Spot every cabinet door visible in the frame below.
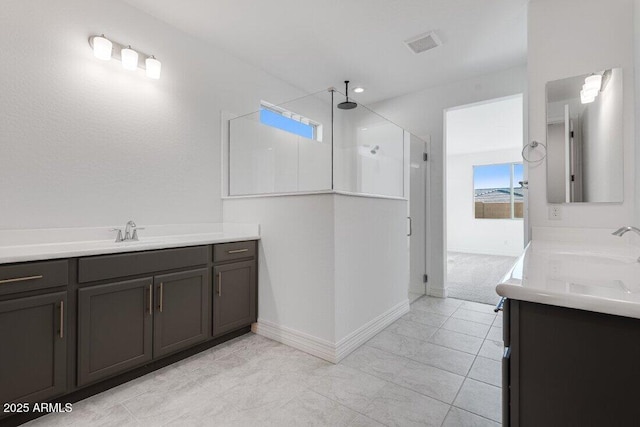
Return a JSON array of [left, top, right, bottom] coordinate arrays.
[[0, 292, 67, 406], [213, 261, 256, 337], [77, 278, 153, 387], [153, 268, 210, 357]]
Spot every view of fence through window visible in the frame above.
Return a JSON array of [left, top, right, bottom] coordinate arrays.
[[473, 163, 524, 219]]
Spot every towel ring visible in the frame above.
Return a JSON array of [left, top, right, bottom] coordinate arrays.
[[522, 140, 546, 163]]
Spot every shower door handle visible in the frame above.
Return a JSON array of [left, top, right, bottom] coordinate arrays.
[[407, 217, 412, 236]]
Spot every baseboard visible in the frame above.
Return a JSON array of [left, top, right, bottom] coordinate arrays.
[[334, 298, 410, 363], [428, 287, 447, 298], [253, 299, 410, 364], [252, 320, 337, 363]]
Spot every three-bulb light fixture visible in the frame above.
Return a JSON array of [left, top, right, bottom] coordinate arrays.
[[580, 74, 602, 104], [89, 35, 161, 79]]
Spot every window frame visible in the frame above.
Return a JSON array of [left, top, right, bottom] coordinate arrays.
[[259, 101, 323, 142], [472, 161, 524, 220]]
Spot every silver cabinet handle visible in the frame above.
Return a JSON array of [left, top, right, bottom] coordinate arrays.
[[59, 301, 64, 339], [407, 217, 412, 236], [228, 249, 249, 254], [147, 284, 152, 315], [495, 297, 506, 313], [0, 275, 43, 285], [159, 282, 164, 313], [218, 272, 222, 297]]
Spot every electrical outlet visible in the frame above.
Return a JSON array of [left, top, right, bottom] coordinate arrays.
[[549, 205, 562, 220]]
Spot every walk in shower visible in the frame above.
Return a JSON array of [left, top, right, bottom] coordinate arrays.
[[226, 88, 406, 199]]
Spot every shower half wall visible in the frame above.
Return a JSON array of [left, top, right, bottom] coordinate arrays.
[[222, 89, 411, 362]]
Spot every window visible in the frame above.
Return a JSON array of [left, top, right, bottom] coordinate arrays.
[[473, 162, 524, 219], [259, 101, 322, 141]]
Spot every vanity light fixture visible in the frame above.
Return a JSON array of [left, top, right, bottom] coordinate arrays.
[[89, 35, 161, 79], [92, 35, 112, 60], [145, 56, 162, 79], [580, 74, 602, 104], [584, 74, 603, 92], [353, 87, 365, 93], [121, 46, 139, 71], [580, 89, 596, 104]]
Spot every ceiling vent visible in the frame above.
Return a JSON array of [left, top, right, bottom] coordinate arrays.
[[404, 31, 442, 54]]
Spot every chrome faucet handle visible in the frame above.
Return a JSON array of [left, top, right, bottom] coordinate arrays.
[[124, 220, 137, 241], [131, 227, 145, 241], [110, 228, 124, 242]]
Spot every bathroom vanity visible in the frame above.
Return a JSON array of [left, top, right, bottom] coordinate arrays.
[[497, 230, 640, 426], [0, 225, 258, 425]]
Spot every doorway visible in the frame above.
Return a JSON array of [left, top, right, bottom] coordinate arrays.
[[443, 94, 525, 305]]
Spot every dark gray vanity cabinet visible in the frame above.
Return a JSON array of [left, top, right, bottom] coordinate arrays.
[[77, 277, 153, 387], [0, 291, 68, 405], [1, 240, 258, 425], [153, 268, 210, 357], [212, 261, 256, 336], [502, 299, 640, 427], [212, 241, 257, 337]]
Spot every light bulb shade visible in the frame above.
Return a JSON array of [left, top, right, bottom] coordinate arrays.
[[584, 74, 602, 92], [92, 36, 112, 61], [581, 84, 599, 99], [580, 89, 596, 104], [145, 57, 161, 79], [121, 47, 139, 71]]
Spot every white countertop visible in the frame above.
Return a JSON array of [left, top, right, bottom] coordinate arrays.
[[496, 227, 640, 319], [0, 223, 260, 264]]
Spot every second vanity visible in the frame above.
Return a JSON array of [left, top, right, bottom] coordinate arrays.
[[496, 227, 640, 427], [0, 223, 259, 426]]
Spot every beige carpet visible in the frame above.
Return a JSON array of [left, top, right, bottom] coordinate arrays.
[[446, 251, 518, 305]]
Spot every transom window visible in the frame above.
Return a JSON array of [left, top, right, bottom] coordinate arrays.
[[259, 101, 322, 141]]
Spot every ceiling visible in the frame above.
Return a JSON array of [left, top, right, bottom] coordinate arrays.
[[123, 0, 528, 104], [446, 95, 524, 156]]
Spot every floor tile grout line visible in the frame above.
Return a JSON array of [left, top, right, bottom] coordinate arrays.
[[366, 341, 472, 378], [391, 325, 485, 356], [415, 296, 503, 424], [342, 347, 467, 409], [450, 403, 502, 425]]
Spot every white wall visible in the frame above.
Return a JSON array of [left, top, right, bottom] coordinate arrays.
[[581, 68, 624, 203], [528, 0, 635, 230], [371, 66, 527, 296], [334, 195, 408, 342], [636, 0, 640, 224], [0, 0, 302, 230], [222, 195, 336, 343], [223, 194, 409, 360], [447, 149, 524, 257]]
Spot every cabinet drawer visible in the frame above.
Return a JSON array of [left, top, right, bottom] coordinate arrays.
[[78, 246, 209, 283], [214, 241, 256, 263], [0, 260, 68, 296]]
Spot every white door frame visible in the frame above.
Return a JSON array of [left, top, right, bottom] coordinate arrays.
[[441, 93, 527, 298]]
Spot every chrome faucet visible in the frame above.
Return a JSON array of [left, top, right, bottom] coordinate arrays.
[[110, 220, 145, 242], [124, 220, 137, 241], [612, 226, 640, 237]]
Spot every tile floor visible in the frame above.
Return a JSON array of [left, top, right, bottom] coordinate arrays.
[[25, 296, 502, 427]]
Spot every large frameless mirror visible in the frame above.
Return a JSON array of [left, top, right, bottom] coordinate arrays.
[[545, 68, 623, 203]]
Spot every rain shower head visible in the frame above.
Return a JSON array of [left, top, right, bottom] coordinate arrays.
[[337, 81, 358, 110]]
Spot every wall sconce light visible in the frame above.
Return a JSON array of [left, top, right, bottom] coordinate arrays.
[[145, 56, 161, 79], [121, 46, 139, 71], [580, 74, 602, 104], [92, 35, 112, 61], [88, 35, 161, 79]]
